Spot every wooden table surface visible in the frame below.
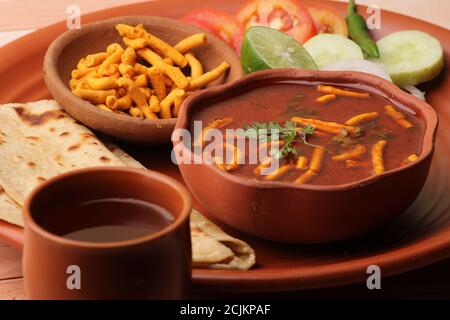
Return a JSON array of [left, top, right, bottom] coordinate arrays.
[[0, 0, 449, 300]]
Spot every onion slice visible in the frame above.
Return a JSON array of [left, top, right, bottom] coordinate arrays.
[[402, 85, 426, 101], [322, 59, 393, 82], [322, 59, 427, 101]]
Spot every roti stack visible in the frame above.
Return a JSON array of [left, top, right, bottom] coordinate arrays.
[[0, 100, 254, 270]]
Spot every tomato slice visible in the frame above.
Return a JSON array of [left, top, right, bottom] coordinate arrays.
[[179, 8, 244, 53], [307, 4, 348, 37], [236, 0, 316, 44]]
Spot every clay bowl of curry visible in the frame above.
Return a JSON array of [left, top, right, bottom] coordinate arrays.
[[44, 16, 243, 144], [175, 69, 438, 244]]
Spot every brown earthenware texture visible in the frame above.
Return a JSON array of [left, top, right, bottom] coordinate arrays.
[[44, 16, 243, 144], [0, 0, 450, 292]]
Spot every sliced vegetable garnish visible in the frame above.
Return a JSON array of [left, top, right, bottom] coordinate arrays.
[[241, 26, 317, 74], [346, 0, 380, 58], [375, 30, 444, 86], [307, 4, 348, 37], [304, 34, 363, 69], [236, 0, 316, 44], [321, 59, 392, 81], [402, 85, 426, 101], [179, 8, 244, 53]]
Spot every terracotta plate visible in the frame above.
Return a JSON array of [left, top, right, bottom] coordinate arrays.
[[0, 0, 450, 293]]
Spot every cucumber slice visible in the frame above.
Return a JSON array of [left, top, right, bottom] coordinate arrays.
[[375, 30, 444, 86], [304, 34, 364, 69]]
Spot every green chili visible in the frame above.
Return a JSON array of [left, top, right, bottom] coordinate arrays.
[[346, 0, 380, 58]]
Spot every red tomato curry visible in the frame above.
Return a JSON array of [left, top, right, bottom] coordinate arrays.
[[190, 81, 425, 186]]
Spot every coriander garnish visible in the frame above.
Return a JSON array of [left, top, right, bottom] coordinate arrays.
[[242, 121, 324, 159]]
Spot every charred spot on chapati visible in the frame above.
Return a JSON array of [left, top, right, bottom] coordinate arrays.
[[13, 106, 66, 126]]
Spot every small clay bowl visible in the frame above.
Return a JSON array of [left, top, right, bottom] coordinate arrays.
[[23, 167, 192, 299], [175, 69, 438, 244], [44, 16, 243, 145]]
